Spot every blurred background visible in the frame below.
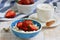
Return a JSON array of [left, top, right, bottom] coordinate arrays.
[[0, 0, 60, 40], [0, 0, 60, 15]]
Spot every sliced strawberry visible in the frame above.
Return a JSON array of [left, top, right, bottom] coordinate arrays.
[[17, 0, 34, 5], [18, 1, 22, 4], [17, 22, 23, 29], [16, 20, 38, 31], [29, 24, 38, 31], [23, 20, 33, 27], [22, 27, 28, 31], [21, 0, 30, 5], [30, 0, 34, 4]]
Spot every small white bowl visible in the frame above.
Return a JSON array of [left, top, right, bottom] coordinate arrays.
[[16, 2, 36, 14]]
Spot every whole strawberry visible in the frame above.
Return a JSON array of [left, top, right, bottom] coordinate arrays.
[[5, 10, 16, 18]]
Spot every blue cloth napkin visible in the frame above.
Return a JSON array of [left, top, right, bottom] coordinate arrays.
[[0, 0, 59, 13]]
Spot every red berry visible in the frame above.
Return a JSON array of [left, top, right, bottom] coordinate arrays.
[[17, 22, 23, 29], [29, 24, 38, 31], [5, 10, 16, 18], [23, 20, 33, 27], [30, 0, 34, 4], [18, 1, 22, 4], [22, 0, 30, 5], [22, 27, 28, 31], [18, 0, 32, 5]]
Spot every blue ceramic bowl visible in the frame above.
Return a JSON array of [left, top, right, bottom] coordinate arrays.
[[10, 18, 42, 38]]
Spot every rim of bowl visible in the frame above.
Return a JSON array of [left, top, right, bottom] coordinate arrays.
[[10, 18, 42, 34], [37, 4, 54, 11]]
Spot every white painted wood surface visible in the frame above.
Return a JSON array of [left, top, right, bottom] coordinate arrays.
[[0, 0, 60, 40], [0, 21, 44, 40], [0, 15, 60, 40]]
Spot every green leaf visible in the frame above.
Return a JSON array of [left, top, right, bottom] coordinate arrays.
[[15, 0, 18, 2]]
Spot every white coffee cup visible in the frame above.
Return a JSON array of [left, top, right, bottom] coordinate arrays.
[[37, 4, 54, 22]]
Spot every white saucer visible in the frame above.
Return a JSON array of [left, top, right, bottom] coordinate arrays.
[[29, 13, 60, 27]]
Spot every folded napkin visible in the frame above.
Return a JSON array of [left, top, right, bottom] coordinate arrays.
[[0, 0, 15, 17]]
